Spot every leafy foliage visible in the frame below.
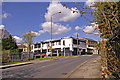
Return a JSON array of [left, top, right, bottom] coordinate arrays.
[[94, 2, 120, 39], [2, 35, 18, 52], [0, 29, 10, 40], [93, 2, 120, 78], [23, 31, 36, 52], [106, 37, 120, 78]]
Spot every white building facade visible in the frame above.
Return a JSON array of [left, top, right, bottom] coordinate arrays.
[[31, 37, 87, 56]]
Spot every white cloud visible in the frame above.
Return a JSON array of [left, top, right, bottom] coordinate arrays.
[[13, 36, 22, 43], [85, 0, 96, 7], [75, 26, 82, 30], [39, 30, 46, 34], [41, 22, 71, 35], [85, 0, 101, 10], [83, 22, 99, 35], [0, 25, 4, 29], [28, 1, 78, 36], [85, 0, 110, 9], [31, 31, 40, 36], [30, 30, 47, 37], [45, 1, 80, 22], [2, 12, 9, 19], [73, 32, 79, 36]]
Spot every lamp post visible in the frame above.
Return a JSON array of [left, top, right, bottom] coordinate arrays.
[[50, 12, 61, 57], [77, 33, 79, 56]]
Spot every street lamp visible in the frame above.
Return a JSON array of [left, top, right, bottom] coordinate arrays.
[[77, 33, 79, 56], [50, 11, 61, 57]]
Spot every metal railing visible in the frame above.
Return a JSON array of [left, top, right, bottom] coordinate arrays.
[[2, 52, 34, 63]]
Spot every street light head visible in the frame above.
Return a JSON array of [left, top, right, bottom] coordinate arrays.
[[52, 12, 61, 16], [59, 12, 61, 13]]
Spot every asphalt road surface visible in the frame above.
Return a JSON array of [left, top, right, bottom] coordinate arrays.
[[2, 55, 99, 78]]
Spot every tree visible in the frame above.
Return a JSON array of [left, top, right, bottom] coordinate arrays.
[[2, 35, 18, 52], [0, 27, 10, 40], [22, 31, 36, 60], [93, 2, 120, 38], [93, 2, 120, 78]]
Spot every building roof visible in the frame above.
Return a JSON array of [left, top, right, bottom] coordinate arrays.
[[81, 38, 97, 42], [17, 45, 27, 49], [34, 37, 86, 44]]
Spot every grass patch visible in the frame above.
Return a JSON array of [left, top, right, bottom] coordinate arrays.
[[2, 61, 28, 65], [56, 55, 79, 58], [34, 55, 79, 61], [35, 57, 52, 60]]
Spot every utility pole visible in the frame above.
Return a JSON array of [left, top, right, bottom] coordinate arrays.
[[77, 33, 79, 55], [50, 16, 52, 57], [50, 12, 61, 57]]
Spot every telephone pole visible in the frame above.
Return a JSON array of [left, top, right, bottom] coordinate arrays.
[[77, 33, 79, 55]]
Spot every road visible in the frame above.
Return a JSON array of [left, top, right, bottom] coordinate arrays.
[[2, 55, 99, 78]]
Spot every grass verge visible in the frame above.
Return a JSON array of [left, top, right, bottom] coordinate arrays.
[[56, 55, 79, 58], [2, 61, 28, 65], [35, 57, 52, 60], [35, 55, 79, 60]]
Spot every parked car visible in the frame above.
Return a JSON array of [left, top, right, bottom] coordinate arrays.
[[41, 53, 46, 56], [33, 53, 40, 56], [81, 52, 87, 55]]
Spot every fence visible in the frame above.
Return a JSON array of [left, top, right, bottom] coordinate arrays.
[[100, 33, 120, 78], [105, 33, 120, 78], [2, 52, 34, 63]]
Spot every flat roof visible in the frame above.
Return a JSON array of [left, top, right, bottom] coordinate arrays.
[[34, 37, 86, 44]]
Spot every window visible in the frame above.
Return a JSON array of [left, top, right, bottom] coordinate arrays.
[[38, 44, 40, 48], [34, 44, 37, 48], [63, 40, 65, 45], [59, 42, 61, 45], [88, 45, 94, 47], [73, 39, 77, 44], [42, 43, 45, 47], [52, 43, 54, 46]]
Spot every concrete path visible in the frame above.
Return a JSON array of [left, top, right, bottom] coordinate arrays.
[[67, 56, 102, 78]]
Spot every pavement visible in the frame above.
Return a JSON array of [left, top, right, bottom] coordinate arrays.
[[2, 55, 98, 78], [65, 56, 102, 78]]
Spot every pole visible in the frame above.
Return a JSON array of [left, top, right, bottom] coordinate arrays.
[[51, 16, 52, 44], [50, 12, 61, 57], [51, 16, 52, 57], [64, 47, 65, 56], [57, 50, 59, 56], [77, 33, 78, 55], [28, 45, 30, 60]]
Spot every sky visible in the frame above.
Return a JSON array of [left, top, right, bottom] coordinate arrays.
[[2, 1, 100, 44]]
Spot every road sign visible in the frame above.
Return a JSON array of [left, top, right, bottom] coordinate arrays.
[[50, 46, 52, 50]]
